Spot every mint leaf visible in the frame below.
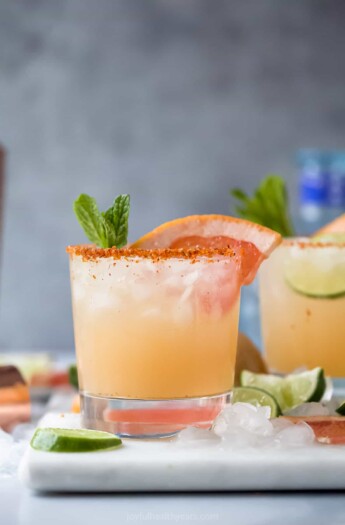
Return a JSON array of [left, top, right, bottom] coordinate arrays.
[[73, 194, 108, 247], [102, 215, 116, 247], [107, 194, 130, 248], [73, 193, 130, 248], [230, 175, 295, 237]]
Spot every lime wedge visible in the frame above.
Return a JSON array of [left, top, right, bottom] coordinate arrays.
[[232, 386, 281, 417], [30, 428, 122, 453], [240, 368, 326, 412], [336, 401, 345, 416], [284, 244, 345, 298]]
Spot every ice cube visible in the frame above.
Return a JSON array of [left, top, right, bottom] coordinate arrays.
[[176, 426, 221, 446], [173, 301, 194, 325], [71, 281, 87, 303], [132, 283, 152, 302], [91, 291, 122, 310], [214, 403, 273, 438], [271, 417, 294, 433], [179, 285, 194, 303], [274, 422, 315, 447], [285, 402, 330, 417], [183, 271, 200, 287], [0, 429, 28, 479]]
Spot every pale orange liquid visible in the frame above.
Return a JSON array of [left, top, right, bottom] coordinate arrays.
[[260, 243, 345, 376], [70, 256, 240, 399]]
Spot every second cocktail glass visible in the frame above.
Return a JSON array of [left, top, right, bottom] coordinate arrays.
[[260, 239, 345, 376]]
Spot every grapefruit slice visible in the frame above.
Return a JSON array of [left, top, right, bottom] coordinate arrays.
[[133, 215, 281, 284], [285, 416, 345, 445], [313, 213, 345, 237]]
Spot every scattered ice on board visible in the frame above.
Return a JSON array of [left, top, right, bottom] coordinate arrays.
[[177, 402, 315, 448], [0, 426, 34, 478]]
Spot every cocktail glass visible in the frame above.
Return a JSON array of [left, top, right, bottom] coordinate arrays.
[[68, 245, 245, 437], [259, 239, 345, 376]]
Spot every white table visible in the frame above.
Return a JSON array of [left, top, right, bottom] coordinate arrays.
[[3, 477, 345, 525]]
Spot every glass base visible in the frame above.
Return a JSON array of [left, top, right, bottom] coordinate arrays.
[[80, 391, 230, 438]]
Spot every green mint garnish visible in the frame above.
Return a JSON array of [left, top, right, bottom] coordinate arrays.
[[102, 194, 130, 249], [73, 193, 130, 248], [230, 175, 295, 237]]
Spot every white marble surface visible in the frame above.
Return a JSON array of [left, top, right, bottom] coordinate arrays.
[[19, 412, 345, 493]]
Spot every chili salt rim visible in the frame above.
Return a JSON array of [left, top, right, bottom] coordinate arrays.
[[282, 237, 345, 249], [66, 244, 239, 262]]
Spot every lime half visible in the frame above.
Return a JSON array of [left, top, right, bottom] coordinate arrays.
[[240, 368, 326, 413], [30, 428, 122, 453], [232, 386, 281, 417], [284, 243, 345, 299]]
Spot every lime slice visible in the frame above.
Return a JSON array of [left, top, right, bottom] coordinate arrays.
[[30, 428, 122, 453], [284, 244, 345, 298], [336, 401, 345, 416], [240, 368, 326, 412], [312, 232, 345, 243], [232, 386, 281, 417]]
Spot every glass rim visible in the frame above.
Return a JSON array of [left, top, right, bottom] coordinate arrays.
[[281, 237, 345, 248], [66, 244, 239, 261]]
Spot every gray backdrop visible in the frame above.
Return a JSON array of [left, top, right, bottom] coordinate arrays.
[[0, 0, 344, 350]]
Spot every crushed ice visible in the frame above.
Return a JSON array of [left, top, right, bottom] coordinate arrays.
[[285, 399, 339, 417], [0, 424, 35, 479], [176, 402, 315, 449], [0, 412, 81, 479]]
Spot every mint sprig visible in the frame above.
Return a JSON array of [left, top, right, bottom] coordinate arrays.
[[73, 193, 130, 248], [230, 175, 295, 237], [103, 194, 130, 249]]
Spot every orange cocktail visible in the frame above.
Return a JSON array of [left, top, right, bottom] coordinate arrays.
[[260, 239, 345, 376], [68, 246, 241, 436]]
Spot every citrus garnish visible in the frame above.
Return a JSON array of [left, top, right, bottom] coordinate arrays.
[[133, 214, 281, 284], [313, 213, 345, 237], [312, 232, 345, 244], [232, 386, 281, 417], [240, 368, 326, 412], [30, 428, 122, 453], [284, 243, 345, 298]]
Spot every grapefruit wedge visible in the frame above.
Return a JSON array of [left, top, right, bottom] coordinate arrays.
[[133, 215, 281, 284]]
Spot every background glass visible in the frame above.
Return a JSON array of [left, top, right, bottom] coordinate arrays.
[[259, 239, 345, 376]]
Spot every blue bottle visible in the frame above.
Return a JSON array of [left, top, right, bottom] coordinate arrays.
[[297, 149, 330, 234], [297, 150, 345, 235], [328, 152, 345, 213]]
